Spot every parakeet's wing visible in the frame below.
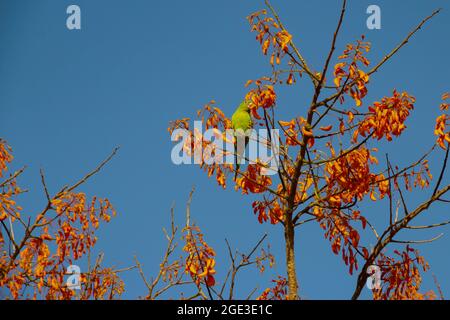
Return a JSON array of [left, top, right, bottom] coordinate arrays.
[[231, 111, 253, 131]]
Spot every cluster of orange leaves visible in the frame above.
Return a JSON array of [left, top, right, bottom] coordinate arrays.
[[246, 6, 301, 133], [324, 144, 389, 203], [168, 102, 232, 189], [395, 160, 432, 191], [254, 246, 276, 274], [235, 163, 272, 195], [279, 117, 316, 148], [355, 90, 415, 142], [319, 140, 433, 275], [169, 100, 278, 194], [196, 101, 232, 130], [246, 9, 293, 118], [279, 118, 302, 146], [1, 141, 22, 269], [0, 182, 22, 224], [79, 267, 124, 300], [183, 225, 216, 287], [0, 141, 22, 223], [434, 92, 449, 149], [8, 192, 119, 299], [50, 193, 115, 261], [373, 246, 435, 300], [0, 140, 123, 299], [248, 10, 292, 70], [257, 276, 288, 300], [0, 140, 13, 178], [252, 197, 283, 224], [333, 38, 370, 107], [314, 206, 368, 275], [245, 78, 277, 119], [252, 175, 314, 225]]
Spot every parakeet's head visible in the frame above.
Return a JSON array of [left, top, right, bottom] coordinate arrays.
[[237, 100, 251, 112]]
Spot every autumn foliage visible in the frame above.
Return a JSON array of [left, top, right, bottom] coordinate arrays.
[[2, 1, 450, 301], [0, 140, 124, 299], [1, 139, 273, 300], [169, 1, 450, 300]]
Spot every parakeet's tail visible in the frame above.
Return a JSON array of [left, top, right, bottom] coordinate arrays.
[[234, 142, 239, 181], [234, 163, 240, 181], [234, 136, 249, 181]]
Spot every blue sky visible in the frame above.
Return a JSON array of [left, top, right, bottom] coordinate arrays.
[[0, 0, 449, 299]]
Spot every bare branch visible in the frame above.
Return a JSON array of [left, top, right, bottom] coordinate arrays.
[[0, 166, 26, 188], [432, 142, 449, 196], [317, 9, 441, 108], [433, 274, 445, 300], [264, 0, 318, 82], [39, 169, 51, 202], [392, 233, 444, 244], [352, 183, 450, 299], [406, 220, 450, 230], [64, 146, 120, 194], [368, 9, 442, 76]]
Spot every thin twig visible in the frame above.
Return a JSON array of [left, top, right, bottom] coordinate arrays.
[[392, 233, 444, 244], [39, 168, 51, 202], [65, 146, 120, 194]]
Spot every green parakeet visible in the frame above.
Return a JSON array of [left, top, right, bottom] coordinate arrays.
[[231, 100, 253, 180]]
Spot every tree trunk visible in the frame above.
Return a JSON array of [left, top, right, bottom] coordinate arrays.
[[284, 213, 298, 299]]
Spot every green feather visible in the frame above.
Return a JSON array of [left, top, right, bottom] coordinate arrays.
[[231, 100, 253, 180]]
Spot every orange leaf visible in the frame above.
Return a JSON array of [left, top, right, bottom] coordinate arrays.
[[319, 125, 333, 132], [301, 126, 313, 137]]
